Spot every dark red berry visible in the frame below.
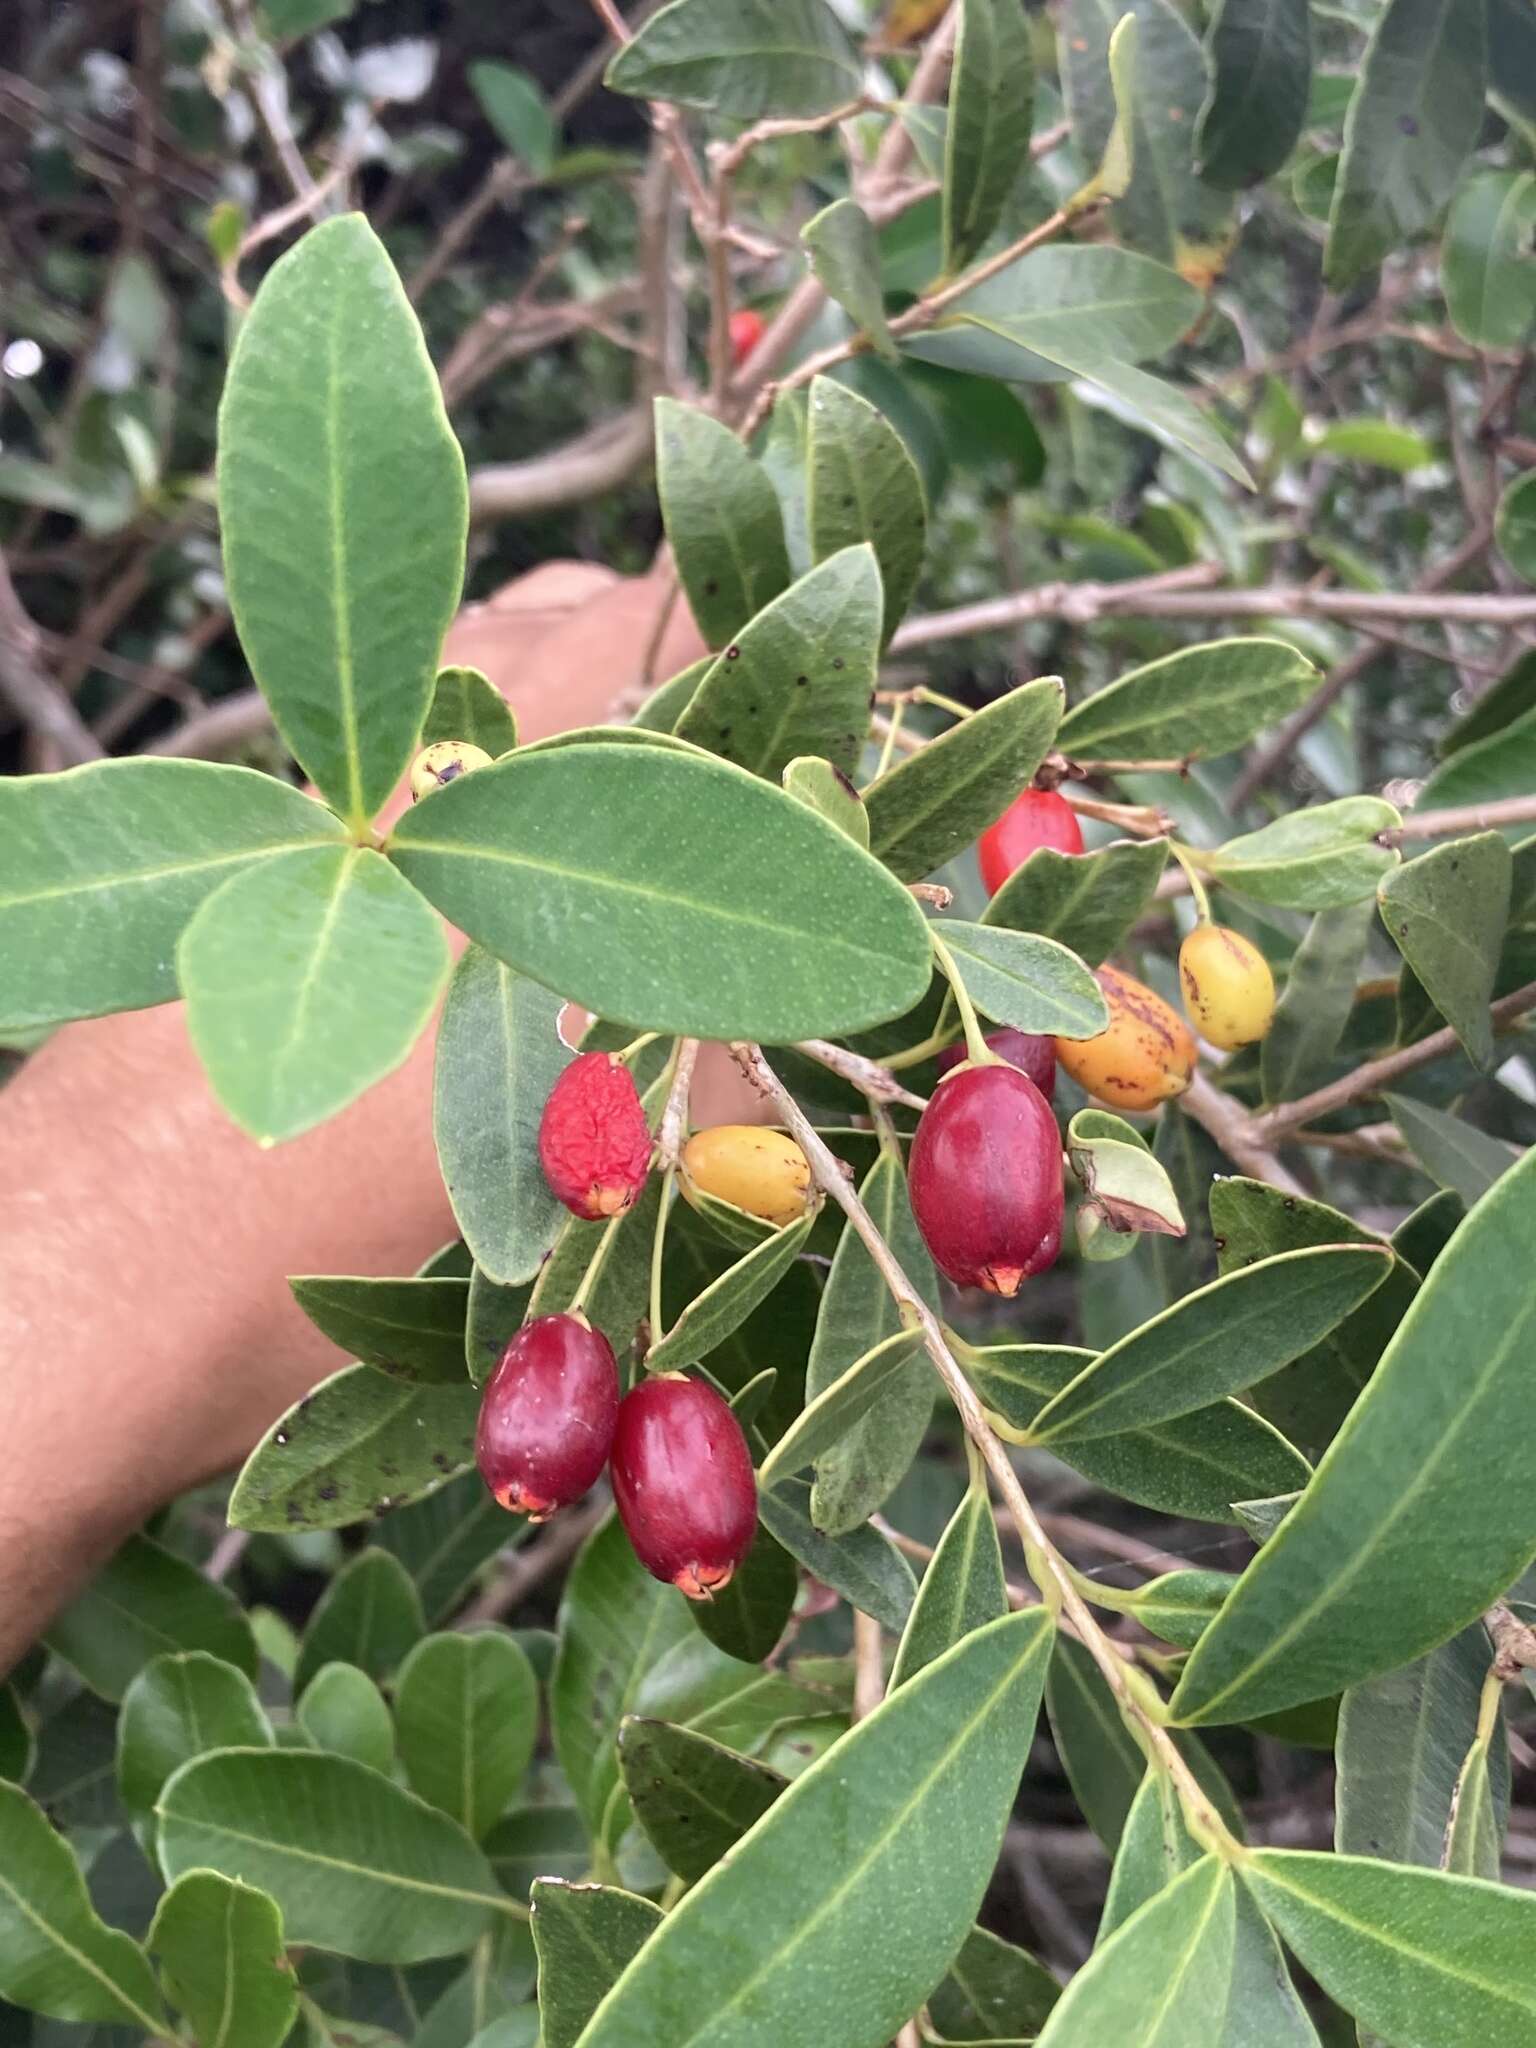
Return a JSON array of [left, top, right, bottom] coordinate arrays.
[[728, 307, 766, 365], [978, 788, 1084, 897], [538, 1052, 652, 1221], [476, 1313, 619, 1520], [610, 1375, 758, 1599], [937, 1026, 1055, 1102], [908, 1063, 1063, 1295]]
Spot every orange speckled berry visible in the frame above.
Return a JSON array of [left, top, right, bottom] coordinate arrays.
[[1055, 966, 1197, 1112]]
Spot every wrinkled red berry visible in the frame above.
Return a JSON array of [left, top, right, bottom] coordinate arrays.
[[610, 1374, 758, 1599], [937, 1026, 1055, 1102], [978, 788, 1084, 897], [476, 1313, 619, 1520], [909, 1063, 1063, 1295], [728, 307, 766, 365], [538, 1052, 652, 1221]]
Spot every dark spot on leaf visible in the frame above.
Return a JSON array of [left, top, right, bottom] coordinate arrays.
[[318, 1483, 339, 1501], [726, 646, 741, 661], [1399, 113, 1419, 135], [1213, 1236, 1226, 1252], [1282, 1198, 1296, 1210], [273, 1430, 289, 1446], [832, 767, 860, 798], [796, 675, 809, 687], [703, 579, 719, 597], [832, 658, 844, 671]]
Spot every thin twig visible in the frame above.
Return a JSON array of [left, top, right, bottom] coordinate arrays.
[[1383, 794, 1536, 844], [656, 1037, 699, 1169], [794, 1040, 930, 1111], [0, 550, 104, 765], [1179, 1072, 1306, 1195]]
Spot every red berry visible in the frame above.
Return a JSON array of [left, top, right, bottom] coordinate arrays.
[[476, 1313, 620, 1520], [728, 307, 766, 365], [908, 1063, 1063, 1295], [937, 1026, 1055, 1102], [538, 1052, 652, 1221], [978, 788, 1084, 897], [610, 1375, 758, 1599]]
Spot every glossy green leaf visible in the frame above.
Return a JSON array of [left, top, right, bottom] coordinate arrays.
[[890, 1477, 1008, 1691], [928, 1924, 1060, 2042], [689, 1529, 799, 1665], [1206, 798, 1400, 909], [1068, 1107, 1186, 1238], [757, 1479, 917, 1631], [485, 1804, 590, 1901], [158, 1749, 509, 1963], [620, 1718, 786, 1883], [943, 0, 1035, 271], [1260, 900, 1373, 1106], [1100, 1768, 1202, 1940], [1379, 832, 1511, 1069], [1386, 1094, 1520, 1206], [938, 921, 1108, 1037], [434, 948, 572, 1286], [422, 665, 517, 757], [297, 1663, 396, 1773], [762, 1326, 925, 1487], [1173, 1147, 1536, 1726], [965, 1342, 1311, 1521], [782, 754, 869, 846], [1058, 639, 1317, 762], [180, 844, 449, 1144], [149, 1871, 297, 2048], [467, 62, 555, 173], [290, 1274, 470, 1384], [1415, 705, 1536, 831], [1325, 0, 1488, 288], [533, 1880, 662, 2048], [649, 1210, 814, 1371], [1035, 1856, 1236, 2047], [117, 1652, 273, 1821], [219, 215, 466, 827], [295, 1548, 424, 1696], [1028, 1245, 1391, 1443], [1045, 1634, 1146, 1849], [376, 1468, 524, 1623], [573, 1608, 1051, 2048], [44, 1533, 257, 1702], [1392, 1188, 1466, 1278], [801, 199, 895, 359], [1497, 469, 1536, 584], [805, 1147, 939, 1536], [391, 742, 930, 1041], [394, 1631, 537, 1841], [1195, 0, 1311, 188], [982, 835, 1167, 966], [655, 398, 791, 651], [1125, 1571, 1236, 1650], [1239, 1850, 1536, 2047], [0, 1780, 165, 2029], [0, 759, 344, 1033], [1443, 172, 1536, 349], [604, 0, 862, 117], [806, 381, 925, 646]]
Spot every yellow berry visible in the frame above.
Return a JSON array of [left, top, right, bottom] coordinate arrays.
[[1179, 924, 1276, 1050], [410, 740, 492, 801], [680, 1126, 813, 1227], [1055, 966, 1197, 1112]]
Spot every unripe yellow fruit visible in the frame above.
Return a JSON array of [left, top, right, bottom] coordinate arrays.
[[680, 1126, 813, 1227], [1179, 924, 1276, 1050], [410, 740, 492, 801], [1055, 966, 1197, 1112]]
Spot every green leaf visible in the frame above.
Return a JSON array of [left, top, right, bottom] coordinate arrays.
[[1306, 417, 1436, 471], [1415, 705, 1536, 829], [782, 754, 868, 846], [689, 1530, 800, 1665], [1379, 833, 1512, 1069], [1260, 901, 1373, 1106], [1028, 1245, 1391, 1444], [805, 1147, 940, 1536], [434, 948, 573, 1286], [1444, 1721, 1504, 1880], [296, 1548, 425, 1696], [118, 1652, 273, 1821], [757, 1480, 917, 1630], [395, 1631, 538, 1841], [633, 657, 713, 735], [0, 759, 344, 1033], [1101, 1767, 1204, 1946], [604, 0, 862, 117], [806, 381, 925, 646], [467, 62, 556, 173], [486, 1805, 589, 1900], [1195, 0, 1312, 188], [1220, 1888, 1322, 2046], [230, 1362, 481, 1531], [963, 1342, 1312, 1523], [423, 665, 518, 758], [620, 1718, 786, 1883], [1392, 1188, 1467, 1279], [1057, 639, 1317, 762], [528, 1176, 663, 1363], [863, 678, 1065, 883], [1442, 172, 1536, 350], [1045, 1633, 1146, 1849], [928, 1924, 1060, 2042], [1238, 1851, 1536, 2047], [297, 1663, 396, 1773], [390, 742, 931, 1041], [572, 1608, 1051, 2048], [889, 1478, 1009, 1691], [377, 1468, 526, 1624], [655, 399, 791, 651], [149, 1871, 297, 2048], [1496, 469, 1536, 584], [218, 215, 467, 827], [937, 921, 1109, 1037], [44, 1533, 257, 1702], [290, 1274, 470, 1383], [1172, 1148, 1536, 1727], [801, 200, 896, 359], [1033, 1856, 1236, 2047], [180, 845, 449, 1144], [649, 1210, 815, 1371], [982, 832, 1168, 967], [0, 1780, 165, 2029], [1386, 1094, 1521, 1207], [761, 1326, 926, 1487], [1206, 797, 1400, 909], [1068, 1108, 1186, 1238], [1325, 0, 1488, 289], [0, 1687, 32, 1784], [158, 1750, 510, 1964], [943, 0, 1035, 271], [1124, 1570, 1236, 1649], [533, 1880, 662, 2048], [1438, 650, 1536, 759]]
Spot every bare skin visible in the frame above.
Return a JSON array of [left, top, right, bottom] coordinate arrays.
[[0, 563, 756, 1674]]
